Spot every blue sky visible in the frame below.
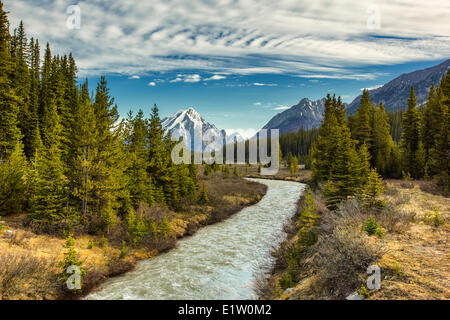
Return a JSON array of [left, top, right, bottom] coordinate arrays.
[[5, 0, 450, 137]]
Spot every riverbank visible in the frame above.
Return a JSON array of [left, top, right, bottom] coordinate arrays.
[[0, 174, 267, 300], [86, 178, 305, 300], [260, 179, 449, 300], [245, 165, 312, 183]]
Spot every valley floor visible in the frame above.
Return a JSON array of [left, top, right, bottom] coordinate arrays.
[[0, 175, 267, 300], [262, 178, 449, 300]]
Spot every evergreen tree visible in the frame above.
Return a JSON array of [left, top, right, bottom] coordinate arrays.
[[90, 76, 127, 232], [372, 103, 394, 175], [198, 183, 209, 204], [429, 71, 449, 191], [351, 90, 373, 149], [29, 96, 68, 224], [0, 2, 22, 159], [361, 168, 385, 209], [124, 110, 154, 208], [323, 125, 362, 210], [0, 141, 28, 216], [401, 87, 421, 178], [311, 95, 340, 183], [147, 104, 169, 204]]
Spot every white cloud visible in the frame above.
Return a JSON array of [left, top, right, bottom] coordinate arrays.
[[148, 82, 156, 86], [254, 102, 262, 106], [253, 82, 278, 87], [273, 106, 290, 111], [361, 84, 383, 91], [204, 75, 227, 81], [170, 74, 202, 83], [128, 75, 140, 79], [5, 0, 450, 78]]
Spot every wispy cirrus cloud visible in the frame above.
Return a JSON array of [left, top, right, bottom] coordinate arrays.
[[5, 0, 450, 79], [273, 106, 290, 111], [253, 82, 278, 87]]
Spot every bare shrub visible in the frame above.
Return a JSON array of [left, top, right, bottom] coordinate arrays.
[[307, 224, 385, 298], [390, 193, 412, 207], [377, 207, 415, 233], [298, 198, 386, 298], [8, 230, 32, 247], [0, 252, 56, 298]]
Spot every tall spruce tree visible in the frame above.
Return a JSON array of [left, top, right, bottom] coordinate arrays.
[[124, 110, 154, 208], [0, 2, 22, 159], [91, 76, 128, 232], [401, 87, 422, 178]]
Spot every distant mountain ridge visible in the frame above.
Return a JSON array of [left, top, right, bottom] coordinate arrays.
[[161, 107, 243, 151], [348, 59, 450, 113], [261, 98, 326, 135]]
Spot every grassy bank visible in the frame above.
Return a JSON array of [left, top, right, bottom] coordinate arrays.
[[0, 174, 267, 300], [261, 178, 449, 300]]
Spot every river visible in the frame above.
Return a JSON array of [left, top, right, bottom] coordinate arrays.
[[86, 178, 306, 300]]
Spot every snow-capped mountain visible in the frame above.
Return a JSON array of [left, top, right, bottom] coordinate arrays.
[[162, 107, 242, 151], [261, 98, 326, 135]]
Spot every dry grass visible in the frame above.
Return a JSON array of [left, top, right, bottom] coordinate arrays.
[[264, 179, 449, 300], [370, 180, 450, 300], [0, 175, 267, 300]]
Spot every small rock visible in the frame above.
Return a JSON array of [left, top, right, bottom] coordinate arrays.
[[282, 288, 295, 296], [4, 230, 14, 238], [346, 292, 365, 300]]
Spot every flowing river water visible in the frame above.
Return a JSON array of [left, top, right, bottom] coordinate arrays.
[[86, 179, 306, 300]]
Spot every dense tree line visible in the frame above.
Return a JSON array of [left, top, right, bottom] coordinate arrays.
[[311, 75, 449, 208], [279, 128, 319, 164], [0, 4, 198, 235]]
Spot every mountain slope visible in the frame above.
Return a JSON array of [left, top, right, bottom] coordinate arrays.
[[348, 59, 450, 113], [261, 98, 325, 135], [162, 107, 242, 151]]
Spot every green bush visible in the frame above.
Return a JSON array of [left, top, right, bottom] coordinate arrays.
[[126, 211, 148, 246], [279, 272, 295, 290], [357, 285, 370, 298], [119, 240, 128, 259], [87, 240, 95, 249], [98, 235, 108, 247], [58, 234, 86, 293], [362, 217, 385, 237], [423, 209, 444, 227]]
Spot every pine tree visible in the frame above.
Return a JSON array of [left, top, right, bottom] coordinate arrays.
[[0, 2, 21, 159], [352, 90, 373, 149], [401, 87, 421, 178], [29, 98, 68, 224], [311, 95, 340, 183], [198, 183, 209, 204], [71, 82, 96, 217], [415, 141, 426, 178], [361, 168, 385, 209], [0, 141, 28, 216], [298, 189, 320, 246], [11, 21, 33, 158], [372, 103, 394, 175], [323, 125, 361, 210], [124, 110, 154, 208], [147, 104, 169, 204], [90, 76, 127, 232], [429, 72, 449, 191]]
